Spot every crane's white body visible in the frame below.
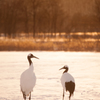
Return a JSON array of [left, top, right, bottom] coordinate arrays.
[[20, 63, 36, 96], [61, 73, 75, 90]]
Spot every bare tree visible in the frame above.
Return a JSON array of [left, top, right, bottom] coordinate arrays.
[[95, 0, 100, 50], [0, 0, 66, 38]]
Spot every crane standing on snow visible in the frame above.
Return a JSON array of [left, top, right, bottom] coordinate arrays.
[[20, 53, 39, 100], [60, 65, 75, 100]]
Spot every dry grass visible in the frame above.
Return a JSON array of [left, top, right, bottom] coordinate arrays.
[[0, 38, 100, 51]]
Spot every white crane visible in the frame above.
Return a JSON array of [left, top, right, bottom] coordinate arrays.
[[59, 65, 75, 100], [20, 53, 39, 100]]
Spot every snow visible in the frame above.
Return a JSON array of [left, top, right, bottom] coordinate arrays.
[[0, 51, 100, 100]]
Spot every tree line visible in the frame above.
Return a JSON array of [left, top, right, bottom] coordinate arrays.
[[0, 0, 66, 38], [0, 0, 100, 38]]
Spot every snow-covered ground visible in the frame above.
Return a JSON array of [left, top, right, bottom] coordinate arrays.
[[0, 51, 100, 100]]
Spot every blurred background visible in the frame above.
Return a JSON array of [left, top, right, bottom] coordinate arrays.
[[0, 0, 100, 51], [0, 1, 100, 100]]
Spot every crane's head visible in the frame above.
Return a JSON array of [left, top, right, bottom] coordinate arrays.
[[59, 65, 69, 72], [28, 53, 39, 59]]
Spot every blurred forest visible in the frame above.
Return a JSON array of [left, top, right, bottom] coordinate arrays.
[[0, 0, 65, 38], [0, 0, 100, 51], [0, 0, 100, 37]]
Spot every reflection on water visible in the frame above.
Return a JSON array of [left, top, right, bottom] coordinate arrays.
[[0, 51, 100, 100]]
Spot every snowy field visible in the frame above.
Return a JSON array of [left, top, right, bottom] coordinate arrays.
[[0, 51, 100, 100]]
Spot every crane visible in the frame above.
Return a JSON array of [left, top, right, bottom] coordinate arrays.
[[59, 65, 75, 100], [20, 53, 39, 100]]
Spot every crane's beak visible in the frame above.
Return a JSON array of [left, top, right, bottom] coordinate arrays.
[[33, 55, 39, 59], [59, 67, 64, 70]]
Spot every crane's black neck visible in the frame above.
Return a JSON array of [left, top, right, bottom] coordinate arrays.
[[27, 56, 32, 66], [63, 68, 68, 74]]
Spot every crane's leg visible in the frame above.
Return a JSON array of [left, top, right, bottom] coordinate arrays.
[[22, 92, 26, 100], [69, 92, 71, 100], [29, 92, 31, 100], [62, 89, 64, 100]]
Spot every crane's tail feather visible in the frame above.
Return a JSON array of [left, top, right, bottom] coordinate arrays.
[[65, 81, 75, 96]]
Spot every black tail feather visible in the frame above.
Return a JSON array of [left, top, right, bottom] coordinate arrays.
[[65, 81, 75, 96]]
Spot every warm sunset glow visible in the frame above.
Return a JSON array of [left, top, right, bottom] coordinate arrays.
[[0, 0, 100, 99]]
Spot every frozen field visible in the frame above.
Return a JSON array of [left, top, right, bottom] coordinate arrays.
[[0, 51, 100, 100]]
